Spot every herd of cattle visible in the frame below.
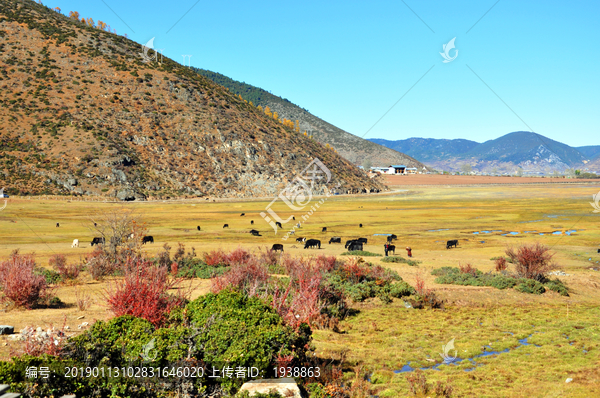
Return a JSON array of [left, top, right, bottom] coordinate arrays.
[[64, 211, 464, 255]]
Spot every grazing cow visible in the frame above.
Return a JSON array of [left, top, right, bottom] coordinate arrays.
[[56, 223, 60, 227], [391, 234, 397, 239], [197, 226, 201, 231], [223, 224, 229, 228], [597, 249, 600, 253], [271, 244, 284, 252], [357, 238, 368, 244], [347, 242, 363, 251], [384, 244, 395, 256], [345, 240, 357, 249], [142, 236, 154, 244], [241, 213, 245, 216], [329, 237, 341, 244], [359, 224, 363, 228], [304, 239, 321, 249], [322, 227, 327, 232], [251, 220, 254, 225], [91, 237, 105, 246], [387, 236, 394, 243], [293, 216, 296, 221], [275, 221, 283, 229], [251, 231, 261, 236], [71, 239, 79, 248], [446, 240, 459, 249], [94, 222, 97, 227], [296, 237, 306, 242]]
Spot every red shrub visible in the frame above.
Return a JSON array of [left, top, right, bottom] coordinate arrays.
[[105, 257, 187, 327], [203, 248, 229, 266], [259, 246, 279, 267], [50, 254, 80, 281], [211, 257, 270, 297], [85, 246, 117, 280], [495, 257, 507, 272], [506, 243, 555, 281], [0, 252, 50, 309], [458, 263, 478, 276], [339, 258, 369, 283], [312, 255, 338, 273], [226, 247, 252, 265]]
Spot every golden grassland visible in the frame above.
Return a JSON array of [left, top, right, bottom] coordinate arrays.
[[1, 183, 599, 397]]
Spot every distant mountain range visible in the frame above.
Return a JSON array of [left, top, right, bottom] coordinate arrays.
[[369, 132, 600, 173], [194, 69, 426, 170]]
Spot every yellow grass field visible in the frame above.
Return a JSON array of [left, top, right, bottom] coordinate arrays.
[[1, 182, 600, 397]]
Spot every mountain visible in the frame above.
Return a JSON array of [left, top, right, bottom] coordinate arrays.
[[370, 132, 591, 173], [577, 146, 600, 161], [367, 138, 479, 162], [0, 0, 385, 199], [194, 69, 427, 169]]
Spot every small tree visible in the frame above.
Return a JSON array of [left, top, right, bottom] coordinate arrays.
[[87, 207, 147, 260], [506, 243, 555, 281]]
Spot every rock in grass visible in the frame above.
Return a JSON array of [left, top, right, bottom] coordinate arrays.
[[0, 325, 14, 335], [238, 377, 301, 398]]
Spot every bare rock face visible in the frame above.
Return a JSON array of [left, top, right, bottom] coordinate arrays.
[[238, 378, 302, 398]]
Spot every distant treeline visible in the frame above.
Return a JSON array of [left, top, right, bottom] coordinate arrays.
[[192, 68, 308, 112]]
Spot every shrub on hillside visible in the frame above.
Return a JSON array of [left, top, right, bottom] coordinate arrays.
[[211, 258, 271, 298], [105, 257, 188, 327], [506, 243, 555, 281], [494, 256, 508, 272], [84, 246, 117, 280], [0, 252, 52, 309]]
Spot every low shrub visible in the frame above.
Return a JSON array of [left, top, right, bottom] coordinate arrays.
[[459, 263, 478, 276], [515, 279, 546, 295], [84, 246, 117, 280], [0, 252, 52, 309], [494, 256, 508, 272], [381, 256, 421, 266], [340, 251, 381, 257], [212, 258, 271, 298], [34, 267, 62, 284], [177, 260, 229, 279], [544, 279, 569, 296]]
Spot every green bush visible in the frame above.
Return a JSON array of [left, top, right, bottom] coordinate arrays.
[[544, 279, 569, 296], [176, 260, 229, 279], [515, 279, 546, 295], [34, 267, 62, 284], [340, 251, 381, 257], [381, 256, 421, 266]]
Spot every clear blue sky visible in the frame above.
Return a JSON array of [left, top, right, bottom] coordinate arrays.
[[48, 0, 599, 147]]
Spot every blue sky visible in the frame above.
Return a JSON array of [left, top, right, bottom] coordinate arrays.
[[47, 0, 599, 147]]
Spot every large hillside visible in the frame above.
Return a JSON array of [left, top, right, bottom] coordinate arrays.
[[0, 0, 385, 199], [194, 69, 427, 169]]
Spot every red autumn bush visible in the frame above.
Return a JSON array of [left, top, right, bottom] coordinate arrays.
[[105, 257, 187, 327], [495, 256, 507, 272], [85, 246, 117, 280], [312, 255, 338, 273], [506, 243, 555, 281], [0, 252, 51, 309], [203, 248, 229, 266], [458, 263, 478, 276], [49, 254, 81, 281], [211, 257, 270, 297]]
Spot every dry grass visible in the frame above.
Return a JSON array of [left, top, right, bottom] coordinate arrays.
[[1, 183, 600, 396]]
